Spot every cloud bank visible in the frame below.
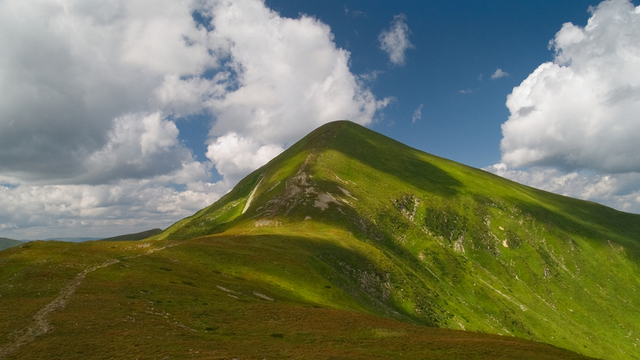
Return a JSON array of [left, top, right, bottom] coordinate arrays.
[[0, 0, 388, 238], [379, 14, 414, 66], [489, 0, 640, 213]]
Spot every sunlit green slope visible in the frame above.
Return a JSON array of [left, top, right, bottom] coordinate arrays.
[[155, 120, 640, 359]]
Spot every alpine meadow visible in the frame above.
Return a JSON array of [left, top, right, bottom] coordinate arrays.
[[2, 121, 639, 359]]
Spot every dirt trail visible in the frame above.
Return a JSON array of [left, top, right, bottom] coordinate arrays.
[[0, 240, 183, 358], [0, 258, 118, 358]]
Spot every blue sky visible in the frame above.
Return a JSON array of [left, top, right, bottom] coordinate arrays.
[[181, 0, 606, 169], [266, 0, 603, 168], [0, 0, 639, 239]]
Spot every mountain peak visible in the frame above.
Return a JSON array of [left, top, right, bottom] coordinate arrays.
[[149, 121, 640, 360]]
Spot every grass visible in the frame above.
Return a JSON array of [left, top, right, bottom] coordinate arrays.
[[0, 235, 597, 360]]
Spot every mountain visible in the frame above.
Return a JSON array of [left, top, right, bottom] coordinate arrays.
[[99, 228, 163, 242], [0, 121, 637, 359], [0, 238, 23, 251], [153, 121, 640, 358]]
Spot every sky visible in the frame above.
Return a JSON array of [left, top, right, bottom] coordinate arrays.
[[0, 0, 639, 240]]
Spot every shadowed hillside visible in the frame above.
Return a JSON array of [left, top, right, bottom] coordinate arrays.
[[0, 238, 22, 252], [99, 229, 163, 242]]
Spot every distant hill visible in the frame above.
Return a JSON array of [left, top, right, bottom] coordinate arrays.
[[0, 237, 23, 251], [1, 121, 636, 359], [31, 229, 163, 243], [99, 228, 163, 242], [43, 237, 101, 242]]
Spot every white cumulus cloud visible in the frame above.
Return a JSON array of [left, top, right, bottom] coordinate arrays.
[[491, 69, 509, 79], [204, 0, 389, 155], [0, 0, 389, 238], [0, 0, 219, 184], [206, 133, 284, 187], [0, 180, 222, 240], [500, 0, 640, 173], [492, 0, 640, 214], [379, 14, 414, 66]]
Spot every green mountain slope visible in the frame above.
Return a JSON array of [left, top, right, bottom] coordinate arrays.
[[0, 121, 636, 359], [0, 238, 22, 252], [154, 121, 640, 359], [99, 228, 163, 242]]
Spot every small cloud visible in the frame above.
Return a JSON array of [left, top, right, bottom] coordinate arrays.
[[352, 10, 367, 18], [491, 68, 509, 79], [412, 104, 423, 124], [458, 89, 474, 94], [478, 74, 484, 81], [359, 70, 383, 82], [378, 14, 414, 66], [344, 5, 366, 18]]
